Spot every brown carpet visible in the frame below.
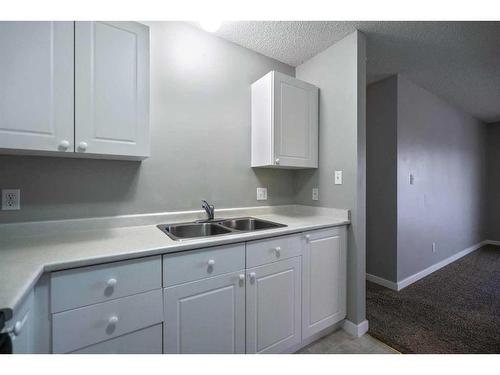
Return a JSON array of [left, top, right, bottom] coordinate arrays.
[[366, 245, 500, 353]]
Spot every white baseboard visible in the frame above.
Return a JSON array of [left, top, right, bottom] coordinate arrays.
[[397, 240, 487, 290], [484, 239, 500, 246], [367, 240, 488, 291], [366, 273, 398, 291], [342, 319, 369, 338]]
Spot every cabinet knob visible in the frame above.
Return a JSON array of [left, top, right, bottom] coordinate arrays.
[[78, 141, 88, 151], [207, 259, 215, 267], [108, 316, 119, 325], [239, 274, 245, 281], [249, 272, 256, 283], [13, 321, 23, 336], [106, 278, 117, 288], [305, 234, 311, 242], [275, 158, 280, 165], [274, 246, 281, 257], [59, 140, 70, 150]]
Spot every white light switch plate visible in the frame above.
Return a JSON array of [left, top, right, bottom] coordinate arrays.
[[312, 188, 319, 201], [334, 170, 343, 185], [2, 189, 20, 210], [256, 187, 267, 201]]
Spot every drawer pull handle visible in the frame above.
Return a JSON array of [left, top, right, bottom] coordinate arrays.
[[106, 278, 117, 288], [108, 316, 119, 325], [207, 259, 215, 267], [274, 246, 281, 257]]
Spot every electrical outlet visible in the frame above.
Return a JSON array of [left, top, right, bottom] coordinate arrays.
[[334, 170, 343, 185], [312, 188, 319, 201], [432, 242, 436, 253], [2, 189, 20, 210], [256, 187, 267, 201]]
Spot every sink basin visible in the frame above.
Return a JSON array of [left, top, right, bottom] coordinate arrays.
[[158, 217, 287, 240], [158, 222, 233, 241], [217, 217, 286, 231]]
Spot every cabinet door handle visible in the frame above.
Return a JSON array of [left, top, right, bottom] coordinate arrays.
[[59, 140, 70, 150], [78, 141, 88, 151], [108, 316, 119, 325], [13, 320, 23, 336], [275, 158, 280, 165], [249, 272, 256, 283], [238, 274, 245, 285], [274, 246, 281, 257], [304, 234, 311, 242], [207, 259, 215, 267], [11, 313, 29, 337]]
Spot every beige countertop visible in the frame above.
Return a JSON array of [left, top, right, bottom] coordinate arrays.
[[0, 205, 349, 320]]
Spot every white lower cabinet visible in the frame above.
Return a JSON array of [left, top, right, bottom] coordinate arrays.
[[164, 271, 246, 354], [302, 227, 347, 340], [246, 256, 302, 354], [41, 225, 346, 354]]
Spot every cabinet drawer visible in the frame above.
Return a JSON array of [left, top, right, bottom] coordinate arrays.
[[71, 324, 163, 354], [163, 244, 245, 287], [303, 226, 345, 241], [51, 255, 161, 313], [246, 234, 302, 268], [52, 289, 163, 353]]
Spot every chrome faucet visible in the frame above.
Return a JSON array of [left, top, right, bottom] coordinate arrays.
[[201, 200, 215, 221]]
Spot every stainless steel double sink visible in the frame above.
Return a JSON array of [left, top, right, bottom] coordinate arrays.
[[157, 217, 287, 241]]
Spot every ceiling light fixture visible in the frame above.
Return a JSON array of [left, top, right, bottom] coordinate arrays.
[[199, 20, 222, 33]]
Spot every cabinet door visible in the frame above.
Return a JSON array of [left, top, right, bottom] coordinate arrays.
[[75, 21, 149, 158], [302, 228, 346, 340], [273, 71, 318, 168], [164, 271, 245, 354], [246, 256, 301, 354], [0, 22, 74, 153]]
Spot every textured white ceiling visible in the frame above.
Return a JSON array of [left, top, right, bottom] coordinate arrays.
[[205, 21, 500, 123]]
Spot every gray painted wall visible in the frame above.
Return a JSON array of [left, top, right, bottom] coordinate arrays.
[[397, 75, 487, 280], [366, 76, 398, 282], [485, 122, 500, 240], [0, 22, 296, 224], [366, 74, 487, 282], [295, 31, 367, 324]]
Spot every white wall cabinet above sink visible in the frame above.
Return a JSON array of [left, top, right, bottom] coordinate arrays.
[[0, 21, 150, 161], [251, 71, 319, 169]]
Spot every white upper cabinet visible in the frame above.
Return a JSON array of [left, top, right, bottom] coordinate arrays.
[[0, 21, 149, 160], [251, 71, 318, 169], [0, 22, 74, 153], [75, 21, 150, 159]]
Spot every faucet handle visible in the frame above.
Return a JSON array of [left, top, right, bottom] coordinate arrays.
[[201, 200, 215, 220]]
